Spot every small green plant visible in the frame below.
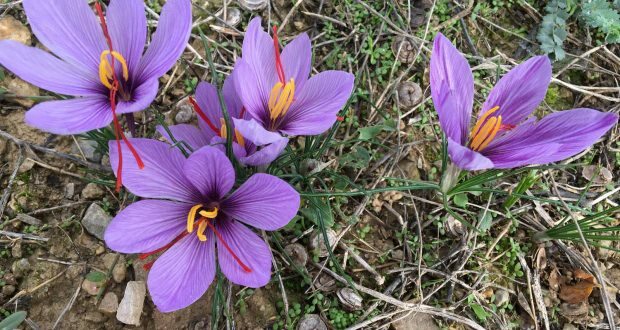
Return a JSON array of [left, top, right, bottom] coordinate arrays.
[[581, 0, 620, 43], [537, 0, 577, 60]]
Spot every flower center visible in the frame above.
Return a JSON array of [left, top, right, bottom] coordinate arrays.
[[268, 79, 295, 121], [94, 1, 143, 192], [98, 50, 129, 90], [469, 106, 502, 152], [185, 204, 252, 273]]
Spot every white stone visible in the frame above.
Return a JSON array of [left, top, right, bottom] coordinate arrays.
[[116, 281, 146, 326]]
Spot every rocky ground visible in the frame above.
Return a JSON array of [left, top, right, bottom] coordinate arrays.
[[1, 0, 619, 329]]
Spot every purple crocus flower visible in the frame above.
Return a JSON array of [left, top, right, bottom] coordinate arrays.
[[0, 0, 191, 134], [431, 33, 618, 170], [233, 17, 355, 150], [157, 74, 287, 166], [104, 139, 300, 312]]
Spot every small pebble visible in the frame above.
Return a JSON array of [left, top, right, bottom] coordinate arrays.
[[99, 292, 119, 314], [117, 281, 146, 326], [11, 258, 31, 278], [1, 285, 16, 296], [81, 278, 102, 296], [82, 183, 105, 199]]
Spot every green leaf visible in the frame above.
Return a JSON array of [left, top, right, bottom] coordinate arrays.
[[339, 146, 371, 169], [358, 125, 385, 141], [453, 193, 468, 208], [85, 271, 107, 283], [300, 197, 334, 228], [0, 311, 27, 330], [478, 212, 493, 233], [470, 304, 490, 321]]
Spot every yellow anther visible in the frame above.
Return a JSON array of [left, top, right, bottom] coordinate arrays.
[[219, 118, 227, 138], [98, 50, 129, 89], [235, 129, 245, 147], [187, 204, 203, 233], [470, 117, 498, 151], [199, 207, 218, 219], [197, 221, 208, 241], [219, 118, 246, 147], [476, 115, 502, 152], [268, 79, 295, 120], [470, 106, 500, 138]]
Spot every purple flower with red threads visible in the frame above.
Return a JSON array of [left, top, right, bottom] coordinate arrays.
[[0, 0, 191, 135], [233, 17, 355, 154], [157, 73, 287, 166], [104, 139, 300, 312], [431, 33, 618, 170]]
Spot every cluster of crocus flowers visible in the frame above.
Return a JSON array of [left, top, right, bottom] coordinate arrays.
[[104, 140, 300, 312], [430, 33, 618, 171], [157, 74, 288, 166]]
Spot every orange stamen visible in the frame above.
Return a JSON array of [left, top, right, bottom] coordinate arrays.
[[189, 97, 219, 134], [272, 26, 285, 84], [470, 106, 500, 138], [476, 116, 502, 151], [95, 1, 143, 192]]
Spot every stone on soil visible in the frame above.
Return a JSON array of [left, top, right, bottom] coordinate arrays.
[[82, 183, 105, 199], [82, 203, 112, 240], [81, 278, 103, 296], [11, 258, 30, 278], [103, 253, 127, 283], [0, 16, 31, 44], [73, 139, 103, 163], [99, 292, 119, 314], [117, 281, 146, 326], [391, 308, 439, 330]]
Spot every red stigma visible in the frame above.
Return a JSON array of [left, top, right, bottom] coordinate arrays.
[[139, 218, 252, 273], [188, 97, 219, 134], [95, 1, 144, 192], [500, 123, 516, 131], [272, 26, 286, 84], [204, 220, 252, 273], [336, 116, 344, 122]]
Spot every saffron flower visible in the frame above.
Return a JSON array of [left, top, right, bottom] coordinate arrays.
[[233, 17, 355, 147], [104, 139, 300, 312], [0, 0, 191, 134], [157, 75, 287, 166], [431, 33, 618, 170]]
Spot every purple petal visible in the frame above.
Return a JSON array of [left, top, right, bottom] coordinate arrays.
[[447, 137, 494, 170], [183, 146, 235, 200], [279, 70, 354, 136], [107, 0, 147, 73], [109, 138, 201, 202], [281, 32, 311, 89], [209, 136, 248, 161], [0, 40, 100, 96], [216, 220, 272, 287], [223, 173, 300, 230], [481, 56, 551, 126], [232, 118, 288, 166], [233, 59, 269, 125], [24, 97, 113, 134], [223, 72, 245, 119], [148, 233, 215, 312], [484, 109, 618, 168], [430, 33, 474, 145], [195, 81, 223, 139], [115, 78, 159, 114], [241, 17, 278, 92], [157, 124, 210, 151], [23, 0, 106, 72], [104, 200, 188, 253], [136, 0, 191, 82]]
